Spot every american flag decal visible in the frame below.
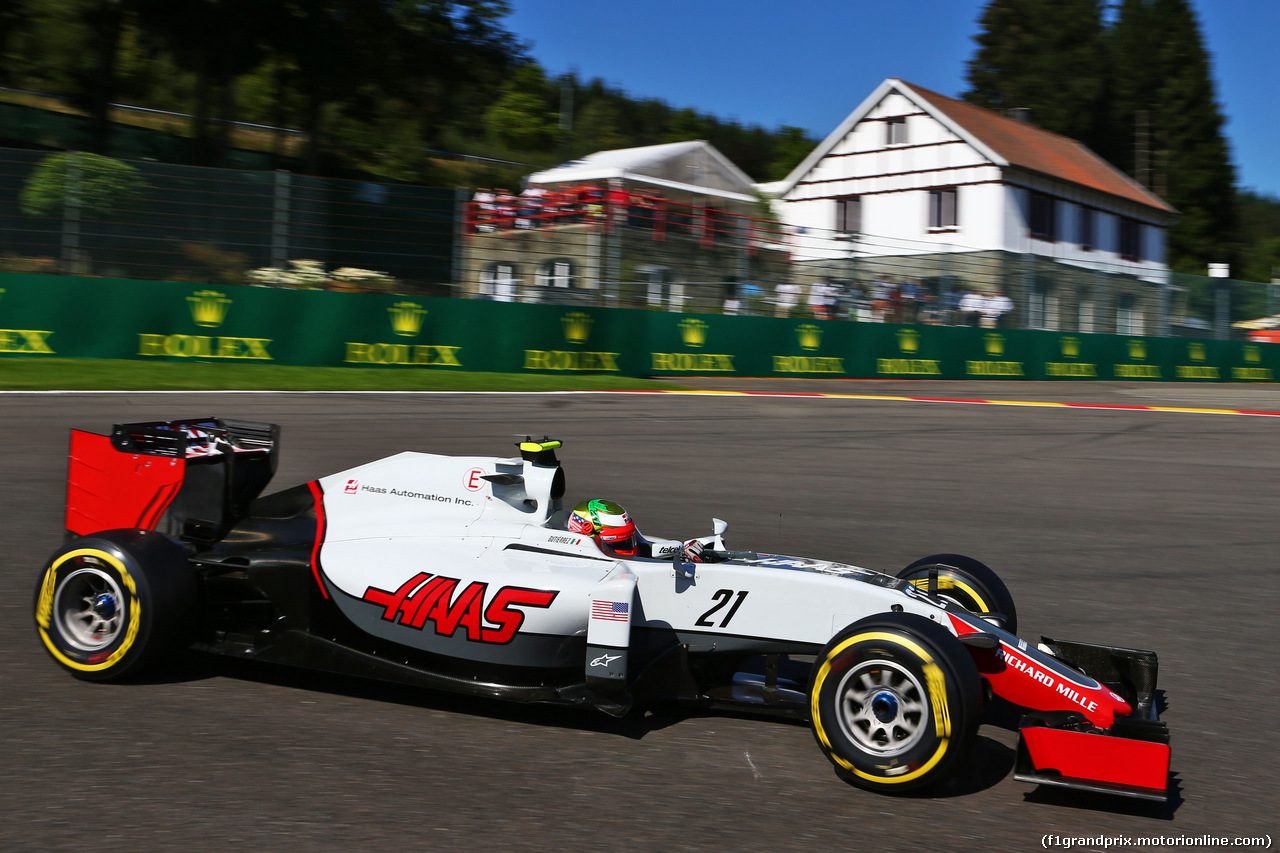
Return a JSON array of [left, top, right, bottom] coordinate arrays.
[[591, 600, 630, 622]]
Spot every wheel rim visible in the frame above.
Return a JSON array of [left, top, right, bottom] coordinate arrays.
[[52, 563, 126, 651], [834, 658, 929, 756]]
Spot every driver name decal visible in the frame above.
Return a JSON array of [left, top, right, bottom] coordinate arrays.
[[363, 573, 557, 644]]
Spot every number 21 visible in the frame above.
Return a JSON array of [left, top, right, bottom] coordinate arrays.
[[696, 589, 748, 628]]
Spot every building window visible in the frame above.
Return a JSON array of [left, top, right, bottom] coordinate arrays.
[[640, 266, 683, 311], [1119, 217, 1142, 260], [1079, 207, 1094, 250], [480, 262, 517, 302], [835, 195, 862, 233], [1029, 192, 1056, 240], [1078, 290, 1096, 333], [1117, 293, 1143, 334], [886, 116, 907, 146], [1028, 278, 1058, 330], [537, 259, 574, 288], [928, 187, 957, 229]]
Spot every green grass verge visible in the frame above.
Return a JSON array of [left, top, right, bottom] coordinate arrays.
[[0, 358, 691, 392]]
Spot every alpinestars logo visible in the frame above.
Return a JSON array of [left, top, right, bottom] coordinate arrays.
[[363, 573, 557, 644]]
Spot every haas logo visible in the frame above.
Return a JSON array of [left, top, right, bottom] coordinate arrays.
[[363, 573, 557, 644], [343, 479, 359, 495]]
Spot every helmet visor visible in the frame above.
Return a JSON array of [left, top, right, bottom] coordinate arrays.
[[598, 521, 637, 556]]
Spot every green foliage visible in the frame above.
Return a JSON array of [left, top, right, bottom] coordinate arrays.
[[965, 0, 1239, 274], [1237, 190, 1280, 283], [0, 0, 813, 187], [18, 151, 149, 219], [484, 63, 558, 150], [765, 126, 817, 182]]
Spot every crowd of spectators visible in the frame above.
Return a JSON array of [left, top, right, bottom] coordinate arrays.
[[469, 184, 748, 238], [471, 185, 1015, 327], [724, 277, 1015, 327]]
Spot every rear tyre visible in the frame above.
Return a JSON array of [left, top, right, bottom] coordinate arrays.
[[34, 530, 196, 682], [809, 612, 982, 794], [898, 553, 1017, 634]]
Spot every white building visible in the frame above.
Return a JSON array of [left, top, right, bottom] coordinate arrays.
[[768, 78, 1179, 333]]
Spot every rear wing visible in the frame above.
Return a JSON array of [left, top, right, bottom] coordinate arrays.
[[66, 417, 280, 543]]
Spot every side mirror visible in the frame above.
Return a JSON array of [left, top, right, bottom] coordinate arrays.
[[673, 551, 695, 580], [712, 517, 728, 551]]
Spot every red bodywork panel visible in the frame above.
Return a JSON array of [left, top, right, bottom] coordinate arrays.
[[947, 613, 1131, 728], [65, 430, 185, 535], [1020, 725, 1170, 792]]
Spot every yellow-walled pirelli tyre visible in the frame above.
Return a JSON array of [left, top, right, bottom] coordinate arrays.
[[34, 530, 196, 682], [897, 553, 1018, 635], [809, 612, 983, 794]]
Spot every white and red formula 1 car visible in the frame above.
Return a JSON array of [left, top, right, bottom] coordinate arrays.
[[35, 419, 1171, 800]]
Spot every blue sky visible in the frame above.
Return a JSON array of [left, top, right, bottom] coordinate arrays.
[[505, 0, 1279, 197]]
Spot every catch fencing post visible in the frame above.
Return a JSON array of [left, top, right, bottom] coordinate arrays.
[[1209, 263, 1230, 340], [60, 152, 82, 274], [271, 170, 291, 268]]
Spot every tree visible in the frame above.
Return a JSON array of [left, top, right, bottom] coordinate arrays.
[[964, 0, 1109, 144], [1146, 0, 1237, 272], [766, 126, 818, 182], [966, 0, 1237, 273], [483, 62, 558, 151], [19, 151, 149, 219]]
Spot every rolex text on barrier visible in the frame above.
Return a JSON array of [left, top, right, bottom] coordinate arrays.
[[0, 272, 1276, 383]]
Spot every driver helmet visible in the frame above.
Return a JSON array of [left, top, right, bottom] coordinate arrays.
[[568, 499, 637, 556]]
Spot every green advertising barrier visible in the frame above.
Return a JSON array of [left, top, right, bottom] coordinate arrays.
[[1, 272, 1277, 383]]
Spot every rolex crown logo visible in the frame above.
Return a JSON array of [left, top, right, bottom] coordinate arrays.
[[388, 302, 428, 338], [561, 311, 593, 345], [896, 328, 920, 354], [188, 290, 231, 328], [679, 318, 709, 348], [984, 332, 1004, 356], [796, 324, 822, 352], [1128, 339, 1146, 360], [1188, 342, 1206, 362], [1245, 345, 1261, 363], [1061, 336, 1080, 358]]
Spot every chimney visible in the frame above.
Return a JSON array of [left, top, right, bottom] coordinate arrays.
[[1008, 107, 1033, 124]]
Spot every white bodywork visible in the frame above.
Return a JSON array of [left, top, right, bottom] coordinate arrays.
[[314, 450, 949, 670]]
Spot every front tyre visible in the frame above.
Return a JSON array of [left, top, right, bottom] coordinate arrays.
[[809, 612, 982, 794], [898, 553, 1017, 634], [34, 531, 195, 682]]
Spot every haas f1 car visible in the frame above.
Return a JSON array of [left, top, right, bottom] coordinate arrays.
[[35, 419, 1171, 800]]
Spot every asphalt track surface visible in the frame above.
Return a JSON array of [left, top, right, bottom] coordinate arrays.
[[3, 382, 1278, 852]]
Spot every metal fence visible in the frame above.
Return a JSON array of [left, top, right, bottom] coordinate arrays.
[[455, 189, 1274, 340], [1, 146, 1274, 340], [0, 148, 456, 293]]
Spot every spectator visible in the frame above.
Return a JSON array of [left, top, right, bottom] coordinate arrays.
[[472, 187, 495, 232], [958, 288, 984, 327], [517, 185, 545, 229], [493, 188, 518, 229], [775, 281, 801, 317], [848, 282, 871, 322], [832, 282, 854, 321], [869, 276, 893, 322], [808, 280, 835, 320], [940, 287, 963, 325], [898, 278, 923, 323], [740, 281, 764, 315], [982, 288, 1014, 328], [723, 279, 741, 316]]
